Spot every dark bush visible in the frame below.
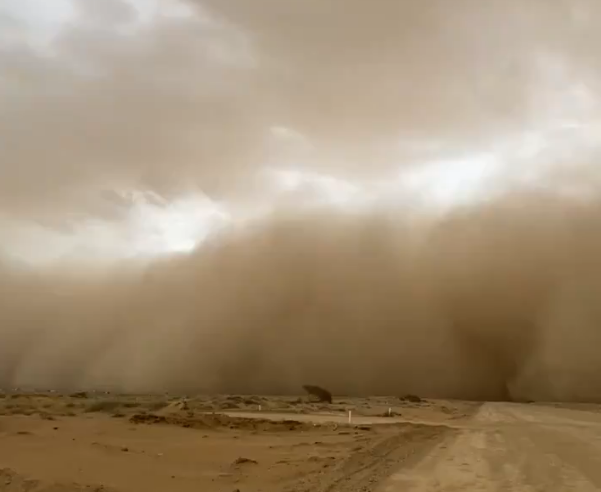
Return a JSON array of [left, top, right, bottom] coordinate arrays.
[[302, 385, 332, 403]]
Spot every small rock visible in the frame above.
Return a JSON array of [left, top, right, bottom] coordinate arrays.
[[233, 457, 258, 465]]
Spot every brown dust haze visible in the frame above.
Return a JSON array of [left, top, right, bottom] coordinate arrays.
[[2, 0, 601, 401]]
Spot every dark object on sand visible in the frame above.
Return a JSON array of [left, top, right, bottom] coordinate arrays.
[[70, 392, 88, 399], [302, 385, 332, 404], [399, 394, 422, 403], [234, 457, 258, 465]]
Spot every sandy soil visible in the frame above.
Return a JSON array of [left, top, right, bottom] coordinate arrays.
[[7, 393, 601, 491], [0, 392, 476, 492]]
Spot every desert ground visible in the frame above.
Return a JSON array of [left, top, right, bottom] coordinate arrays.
[[1, 392, 601, 491]]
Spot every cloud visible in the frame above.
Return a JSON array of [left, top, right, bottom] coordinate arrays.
[[4, 0, 601, 222], [2, 1, 601, 401], [0, 0, 263, 221]]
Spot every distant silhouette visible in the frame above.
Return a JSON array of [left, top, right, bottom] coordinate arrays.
[[302, 385, 332, 403]]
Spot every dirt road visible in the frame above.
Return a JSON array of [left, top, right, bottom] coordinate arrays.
[[382, 402, 601, 491]]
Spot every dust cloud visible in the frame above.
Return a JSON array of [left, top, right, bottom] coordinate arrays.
[[2, 0, 601, 401]]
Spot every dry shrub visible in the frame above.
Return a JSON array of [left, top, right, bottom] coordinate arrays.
[[303, 385, 333, 403]]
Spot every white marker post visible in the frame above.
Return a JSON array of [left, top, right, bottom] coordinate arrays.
[[348, 410, 352, 424], [388, 407, 392, 417]]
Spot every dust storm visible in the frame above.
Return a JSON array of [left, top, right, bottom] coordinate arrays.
[[1, 191, 601, 402], [2, 0, 601, 401]]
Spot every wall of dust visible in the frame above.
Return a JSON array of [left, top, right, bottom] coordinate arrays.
[[3, 0, 601, 401], [2, 190, 601, 401]]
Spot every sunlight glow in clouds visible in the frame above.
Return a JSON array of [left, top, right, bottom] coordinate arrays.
[[269, 168, 365, 207], [0, 159, 499, 265], [0, 192, 231, 264], [123, 191, 231, 254], [397, 154, 500, 208], [7, 117, 601, 265], [5, 3, 601, 263]]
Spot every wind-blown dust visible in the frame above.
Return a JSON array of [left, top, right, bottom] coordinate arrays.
[[3, 0, 601, 402], [2, 189, 601, 402]]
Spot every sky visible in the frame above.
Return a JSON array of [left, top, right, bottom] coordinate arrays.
[[2, 0, 601, 261], [5, 1, 601, 400]]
